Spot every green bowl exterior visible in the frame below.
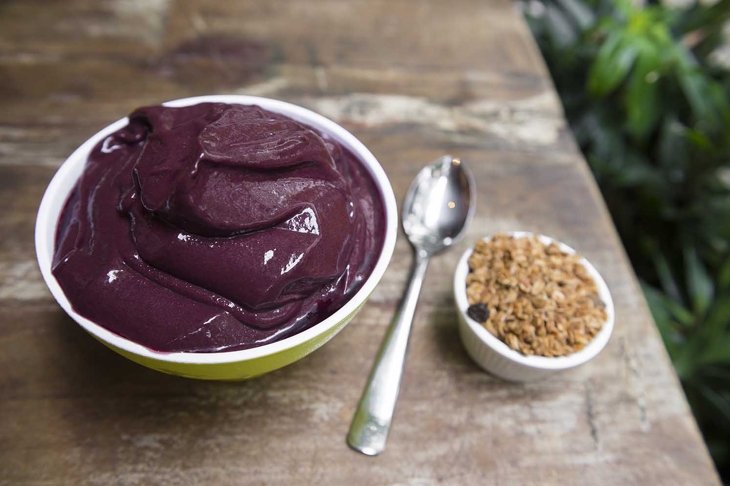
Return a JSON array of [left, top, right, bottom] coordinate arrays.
[[90, 301, 365, 380]]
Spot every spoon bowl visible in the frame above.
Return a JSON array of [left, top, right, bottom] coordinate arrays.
[[402, 156, 476, 255]]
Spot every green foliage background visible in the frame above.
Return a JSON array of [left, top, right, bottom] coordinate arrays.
[[522, 0, 730, 478]]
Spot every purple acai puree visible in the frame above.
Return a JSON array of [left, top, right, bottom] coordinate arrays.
[[52, 103, 386, 352]]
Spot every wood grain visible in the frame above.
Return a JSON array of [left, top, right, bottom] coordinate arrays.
[[0, 0, 720, 484]]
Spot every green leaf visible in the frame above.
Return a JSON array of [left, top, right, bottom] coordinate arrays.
[[685, 246, 714, 316], [700, 365, 730, 382], [673, 331, 706, 379], [698, 385, 730, 424], [642, 283, 683, 359], [673, 0, 730, 38], [588, 34, 638, 96], [676, 49, 723, 126], [718, 259, 730, 290], [701, 295, 730, 344], [642, 283, 671, 325], [544, 3, 579, 49], [614, 0, 635, 17], [685, 127, 713, 152], [698, 336, 730, 367], [642, 282, 694, 327], [625, 48, 662, 139], [555, 0, 596, 31], [657, 117, 689, 175], [653, 251, 683, 303]]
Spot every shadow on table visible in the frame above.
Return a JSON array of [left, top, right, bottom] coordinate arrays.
[[31, 295, 523, 458], [426, 293, 486, 374], [31, 310, 327, 450]]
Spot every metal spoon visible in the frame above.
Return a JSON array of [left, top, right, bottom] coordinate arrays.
[[347, 155, 475, 456]]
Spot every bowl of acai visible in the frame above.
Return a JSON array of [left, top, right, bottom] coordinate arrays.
[[36, 95, 397, 380]]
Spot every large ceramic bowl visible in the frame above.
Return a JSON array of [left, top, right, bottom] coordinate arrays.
[[35, 95, 398, 380]]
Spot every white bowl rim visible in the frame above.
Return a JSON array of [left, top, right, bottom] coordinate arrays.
[[454, 231, 615, 370], [35, 94, 398, 364]]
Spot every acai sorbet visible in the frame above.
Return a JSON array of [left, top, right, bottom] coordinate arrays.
[[52, 102, 386, 353]]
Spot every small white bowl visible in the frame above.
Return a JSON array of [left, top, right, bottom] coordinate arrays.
[[453, 232, 614, 382]]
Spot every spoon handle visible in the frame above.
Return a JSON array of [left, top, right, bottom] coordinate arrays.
[[347, 252, 430, 456]]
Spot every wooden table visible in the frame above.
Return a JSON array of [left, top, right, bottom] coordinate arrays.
[[0, 1, 720, 484]]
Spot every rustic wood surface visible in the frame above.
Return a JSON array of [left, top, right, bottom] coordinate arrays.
[[0, 1, 720, 484]]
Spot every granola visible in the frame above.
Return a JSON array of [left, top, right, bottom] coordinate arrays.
[[466, 234, 607, 357]]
